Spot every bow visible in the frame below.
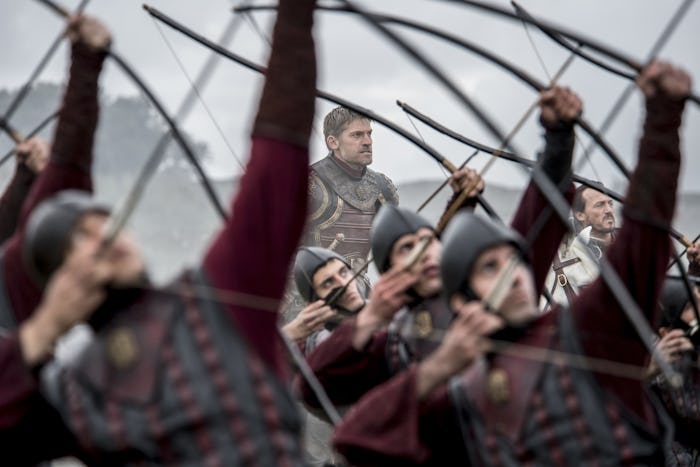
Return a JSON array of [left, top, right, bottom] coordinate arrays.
[[34, 0, 229, 235], [0, 0, 90, 165], [571, 0, 695, 173], [0, 110, 60, 166], [434, 0, 700, 106]]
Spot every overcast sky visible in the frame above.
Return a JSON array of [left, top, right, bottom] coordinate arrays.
[[1, 0, 699, 195]]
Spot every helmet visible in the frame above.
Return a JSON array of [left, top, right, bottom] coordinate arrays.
[[659, 278, 692, 327], [440, 211, 527, 301], [294, 247, 350, 302], [370, 204, 431, 273], [22, 190, 110, 287]]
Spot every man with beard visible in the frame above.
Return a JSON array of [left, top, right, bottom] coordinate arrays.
[[304, 107, 399, 274], [333, 61, 689, 466], [544, 183, 617, 306], [10, 0, 318, 464]]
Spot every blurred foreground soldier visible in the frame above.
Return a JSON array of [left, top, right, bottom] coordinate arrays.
[[334, 61, 690, 466], [24, 0, 317, 464], [300, 86, 578, 416], [650, 279, 700, 466], [0, 14, 111, 465]]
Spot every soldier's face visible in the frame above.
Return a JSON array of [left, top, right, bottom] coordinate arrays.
[[312, 259, 365, 311], [70, 212, 145, 286], [468, 244, 538, 325], [327, 119, 373, 167], [390, 228, 442, 298], [575, 189, 615, 238]]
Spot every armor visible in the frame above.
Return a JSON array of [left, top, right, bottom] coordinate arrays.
[[386, 296, 455, 375], [450, 309, 671, 465], [43, 271, 306, 466], [305, 155, 398, 272]]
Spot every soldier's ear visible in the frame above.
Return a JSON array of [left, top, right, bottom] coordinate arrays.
[[574, 211, 586, 223], [327, 135, 339, 150]]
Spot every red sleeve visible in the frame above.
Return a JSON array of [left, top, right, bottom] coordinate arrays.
[[0, 333, 38, 429], [0, 164, 35, 245], [2, 42, 105, 325], [573, 95, 684, 422], [202, 0, 315, 377], [333, 366, 459, 467], [202, 137, 309, 376], [297, 319, 392, 409], [510, 181, 575, 293]]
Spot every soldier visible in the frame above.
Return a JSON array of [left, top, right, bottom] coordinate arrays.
[[0, 13, 111, 465], [544, 183, 617, 306], [650, 278, 700, 466], [283, 247, 366, 467], [305, 107, 399, 277], [6, 0, 318, 464], [283, 246, 365, 352]]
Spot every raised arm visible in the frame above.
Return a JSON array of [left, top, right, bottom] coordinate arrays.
[[18, 16, 109, 225], [202, 0, 316, 375], [511, 86, 579, 291], [1, 16, 109, 325], [573, 61, 690, 417]]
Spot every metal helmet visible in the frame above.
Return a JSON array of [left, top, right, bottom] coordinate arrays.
[[659, 278, 692, 327], [440, 211, 527, 301], [293, 246, 350, 302], [22, 190, 110, 287], [370, 204, 432, 273]]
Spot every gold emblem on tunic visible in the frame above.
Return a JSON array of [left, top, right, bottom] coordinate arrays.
[[106, 327, 139, 369], [415, 311, 433, 338], [487, 368, 510, 404]]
